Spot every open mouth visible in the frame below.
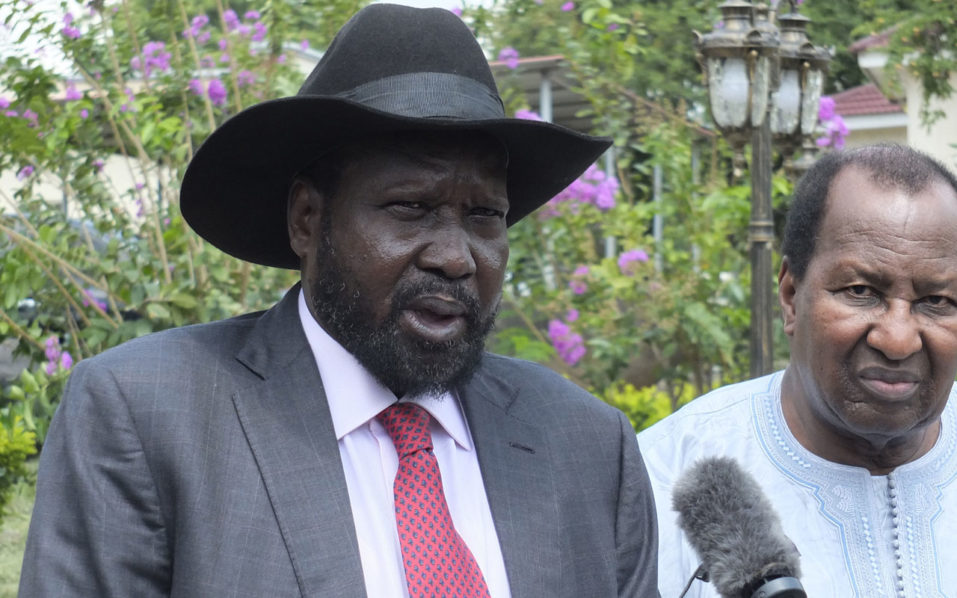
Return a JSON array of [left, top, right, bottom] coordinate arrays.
[[399, 295, 468, 343]]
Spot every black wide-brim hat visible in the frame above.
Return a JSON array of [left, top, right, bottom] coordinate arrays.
[[180, 3, 612, 269]]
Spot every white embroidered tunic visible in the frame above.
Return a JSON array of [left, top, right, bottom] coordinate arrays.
[[638, 372, 957, 598]]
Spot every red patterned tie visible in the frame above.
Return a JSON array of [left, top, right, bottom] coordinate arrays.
[[377, 402, 492, 598]]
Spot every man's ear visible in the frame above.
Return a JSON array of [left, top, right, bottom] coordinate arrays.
[[288, 176, 321, 260], [778, 257, 798, 337]]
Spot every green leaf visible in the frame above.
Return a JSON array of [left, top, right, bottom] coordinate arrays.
[[168, 292, 198, 310], [145, 302, 171, 320], [20, 370, 39, 394], [6, 386, 25, 402]]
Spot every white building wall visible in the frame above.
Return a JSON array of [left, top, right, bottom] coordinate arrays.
[[903, 71, 957, 170]]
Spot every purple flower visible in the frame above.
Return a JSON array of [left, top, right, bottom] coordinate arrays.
[[218, 39, 228, 50], [549, 164, 619, 211], [93, 159, 104, 171], [299, 39, 309, 50], [561, 1, 575, 11], [236, 23, 251, 36], [514, 109, 543, 121], [44, 336, 59, 360], [618, 249, 649, 275], [16, 165, 34, 180], [80, 108, 89, 118], [4, 110, 17, 117], [207, 79, 227, 106], [548, 318, 586, 365], [569, 265, 589, 294], [223, 9, 240, 31], [132, 42, 171, 77], [65, 83, 82, 101], [22, 108, 38, 126], [220, 53, 230, 63], [566, 308, 579, 322], [145, 42, 170, 65], [45, 360, 57, 375], [450, 6, 462, 16], [188, 78, 204, 96], [60, 351, 73, 370], [277, 53, 287, 64], [244, 10, 260, 20], [595, 177, 619, 210], [817, 114, 849, 150], [237, 69, 256, 87], [61, 12, 80, 34], [498, 46, 520, 70], [196, 30, 210, 44], [548, 318, 570, 339], [186, 14, 209, 39], [0, 96, 9, 109], [607, 23, 620, 31], [818, 96, 836, 121], [251, 21, 267, 42]]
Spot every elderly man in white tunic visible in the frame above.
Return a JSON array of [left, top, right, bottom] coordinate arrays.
[[639, 143, 957, 598]]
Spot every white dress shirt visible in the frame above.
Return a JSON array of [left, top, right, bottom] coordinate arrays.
[[297, 291, 512, 598]]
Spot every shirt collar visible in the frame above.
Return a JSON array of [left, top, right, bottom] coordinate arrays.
[[297, 290, 473, 450]]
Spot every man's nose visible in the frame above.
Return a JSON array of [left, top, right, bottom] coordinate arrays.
[[418, 225, 477, 280], [866, 302, 923, 361]]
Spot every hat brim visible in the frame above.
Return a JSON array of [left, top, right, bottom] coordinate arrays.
[[180, 96, 611, 269]]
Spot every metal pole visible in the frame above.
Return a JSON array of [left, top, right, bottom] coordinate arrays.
[[539, 71, 553, 123], [652, 164, 663, 272], [604, 148, 617, 258], [749, 119, 775, 377]]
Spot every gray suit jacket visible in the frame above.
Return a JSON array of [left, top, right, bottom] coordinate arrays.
[[19, 287, 658, 597]]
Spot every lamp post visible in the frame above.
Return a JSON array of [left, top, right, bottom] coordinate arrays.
[[695, 0, 829, 377]]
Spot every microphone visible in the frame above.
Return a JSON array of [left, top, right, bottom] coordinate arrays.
[[671, 456, 806, 598]]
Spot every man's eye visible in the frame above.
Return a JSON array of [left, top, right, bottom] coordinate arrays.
[[847, 285, 871, 296], [388, 201, 427, 213], [471, 207, 506, 219], [923, 295, 954, 308]]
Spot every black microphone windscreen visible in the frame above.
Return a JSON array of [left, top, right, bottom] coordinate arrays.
[[671, 456, 802, 598]]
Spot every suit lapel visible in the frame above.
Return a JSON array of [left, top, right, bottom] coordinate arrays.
[[232, 289, 367, 598], [461, 364, 561, 598]]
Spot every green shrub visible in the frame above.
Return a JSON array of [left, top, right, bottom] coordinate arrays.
[[0, 416, 36, 523], [602, 381, 700, 432]]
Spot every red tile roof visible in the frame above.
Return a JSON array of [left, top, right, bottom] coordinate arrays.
[[849, 28, 894, 53], [831, 83, 903, 116]]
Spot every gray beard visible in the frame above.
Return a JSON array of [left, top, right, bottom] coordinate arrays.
[[309, 233, 496, 398]]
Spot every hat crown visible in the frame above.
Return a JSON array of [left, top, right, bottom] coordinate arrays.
[[299, 4, 500, 107]]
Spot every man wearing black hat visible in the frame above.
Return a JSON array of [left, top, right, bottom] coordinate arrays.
[[19, 4, 658, 598]]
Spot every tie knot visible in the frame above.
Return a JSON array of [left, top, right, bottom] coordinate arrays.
[[376, 402, 433, 457]]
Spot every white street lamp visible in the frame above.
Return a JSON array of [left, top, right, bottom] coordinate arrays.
[[695, 0, 830, 376]]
